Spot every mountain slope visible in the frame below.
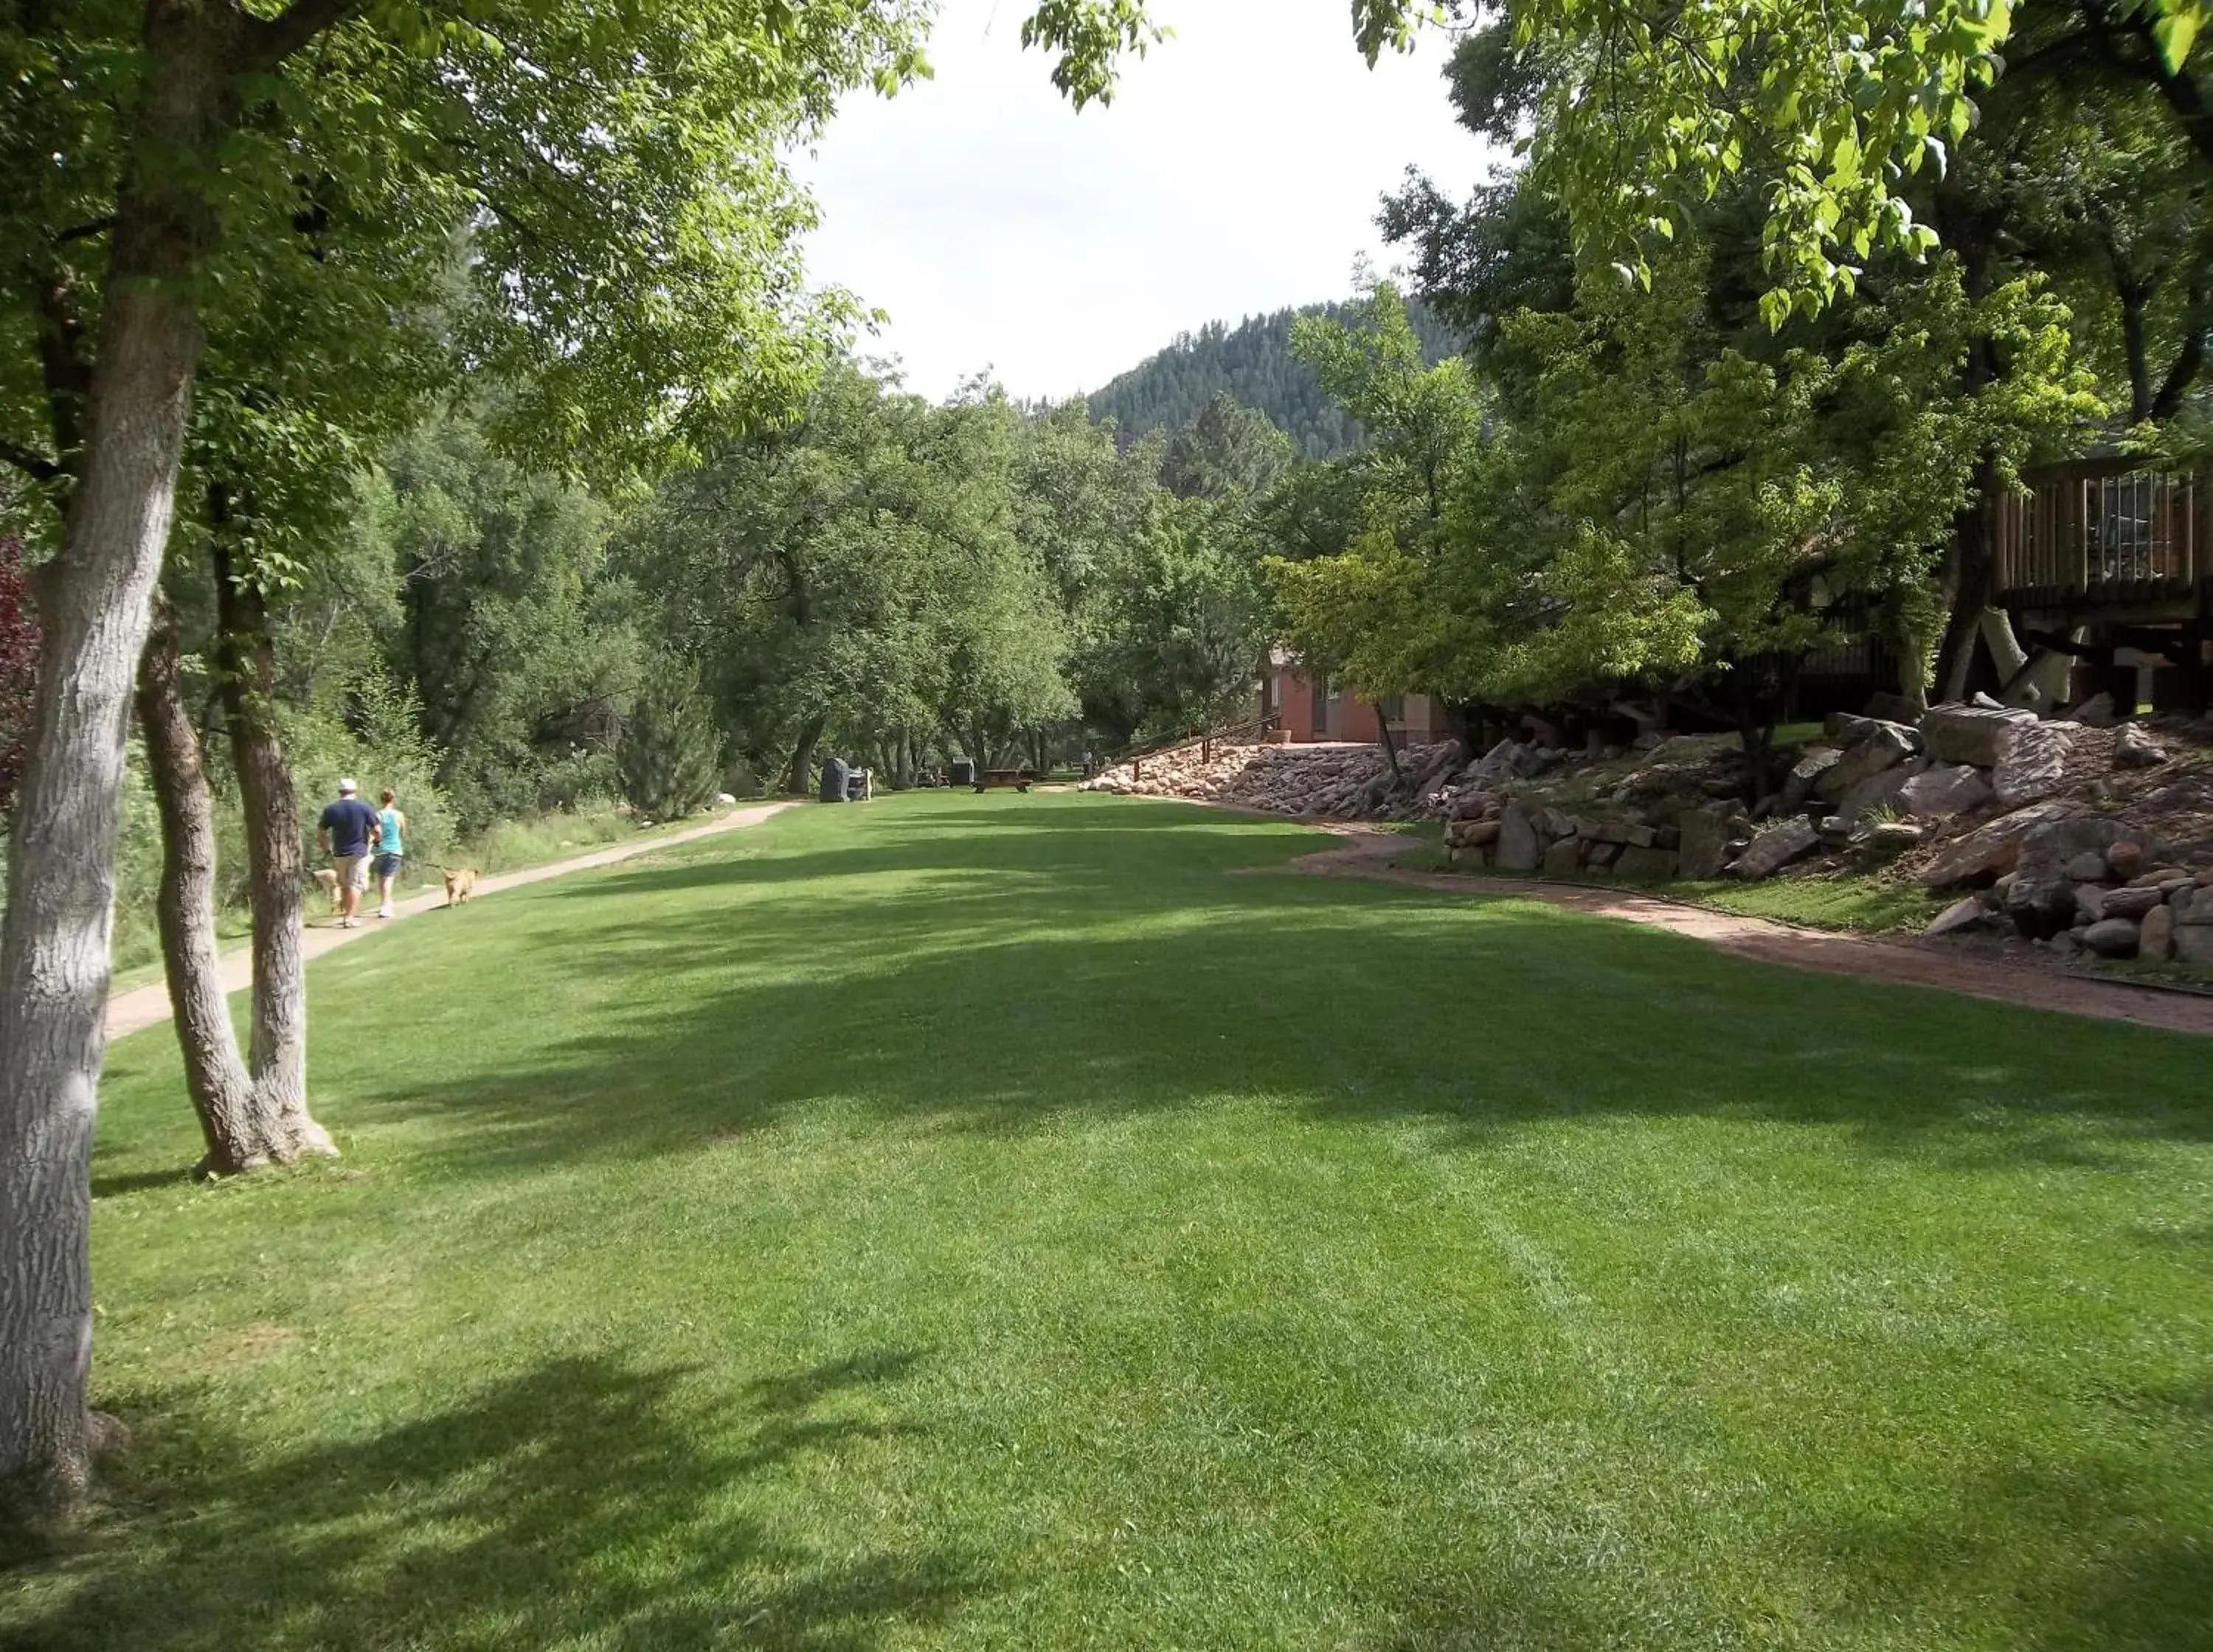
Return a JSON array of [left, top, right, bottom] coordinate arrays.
[[1084, 299, 1462, 459]]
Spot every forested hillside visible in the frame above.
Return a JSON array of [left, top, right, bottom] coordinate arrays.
[[1086, 299, 1461, 458]]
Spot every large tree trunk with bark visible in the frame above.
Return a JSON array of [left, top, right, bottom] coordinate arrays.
[[1932, 455, 2004, 704], [0, 0, 266, 1533], [784, 715, 825, 796], [212, 549, 332, 1165], [136, 599, 265, 1173], [0, 267, 204, 1538]]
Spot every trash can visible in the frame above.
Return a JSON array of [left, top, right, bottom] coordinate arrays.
[[949, 759, 975, 787], [818, 755, 850, 803]]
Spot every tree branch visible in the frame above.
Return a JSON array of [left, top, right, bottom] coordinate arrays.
[[50, 218, 115, 247], [0, 443, 62, 484], [243, 0, 364, 73]]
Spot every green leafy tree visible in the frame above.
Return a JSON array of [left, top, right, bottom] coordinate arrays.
[[620, 653, 725, 819], [0, 0, 931, 1536]]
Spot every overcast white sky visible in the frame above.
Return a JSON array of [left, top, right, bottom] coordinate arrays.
[[794, 0, 1493, 404]]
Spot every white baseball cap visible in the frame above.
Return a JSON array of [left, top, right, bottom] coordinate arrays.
[[337, 777, 358, 794]]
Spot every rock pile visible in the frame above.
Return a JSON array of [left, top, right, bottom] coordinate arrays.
[[1442, 702, 2206, 917], [1086, 702, 2211, 966], [1917, 811, 2213, 960], [1081, 740, 1464, 820]]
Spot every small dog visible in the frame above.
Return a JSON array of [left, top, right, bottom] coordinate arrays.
[[442, 867, 478, 906], [311, 867, 342, 912]]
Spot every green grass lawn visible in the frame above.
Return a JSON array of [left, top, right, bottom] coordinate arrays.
[[7, 794, 2212, 1650]]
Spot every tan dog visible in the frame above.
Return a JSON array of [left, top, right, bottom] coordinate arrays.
[[311, 867, 342, 912], [442, 867, 478, 906]]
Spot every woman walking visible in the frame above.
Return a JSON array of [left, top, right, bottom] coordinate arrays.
[[373, 789, 409, 920]]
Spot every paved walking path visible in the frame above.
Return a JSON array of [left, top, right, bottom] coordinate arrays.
[[105, 802, 794, 1043], [1293, 827, 2213, 1038]]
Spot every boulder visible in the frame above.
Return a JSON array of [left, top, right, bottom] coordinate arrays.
[[1921, 702, 2037, 767], [2062, 691, 2118, 728], [2082, 917, 2141, 959], [1815, 723, 1917, 801], [2074, 885, 2110, 927], [1991, 718, 2076, 808], [2127, 865, 2195, 889], [1677, 806, 1735, 879], [2049, 929, 2084, 960], [2006, 875, 2079, 940], [2141, 903, 2176, 961], [2101, 885, 2169, 922], [2065, 850, 2113, 884], [1926, 896, 1990, 938], [1831, 767, 1911, 830], [1826, 712, 1920, 749], [1732, 816, 1819, 881], [1615, 845, 1680, 880], [2015, 816, 2131, 885], [1898, 763, 1991, 819], [1781, 746, 1844, 811], [2105, 841, 2145, 881], [1495, 802, 1542, 872], [1916, 800, 2079, 889], [2114, 722, 2170, 769], [2175, 890, 2213, 964], [1586, 841, 1623, 870], [1461, 819, 1503, 847], [1542, 837, 1583, 875]]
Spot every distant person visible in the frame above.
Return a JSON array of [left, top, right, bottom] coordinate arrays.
[[373, 788, 409, 920], [316, 777, 380, 929]]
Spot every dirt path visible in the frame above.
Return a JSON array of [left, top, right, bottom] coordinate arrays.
[[1291, 827, 2213, 1038], [105, 802, 794, 1043]]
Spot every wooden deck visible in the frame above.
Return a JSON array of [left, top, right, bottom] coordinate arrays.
[[1994, 457, 2212, 620]]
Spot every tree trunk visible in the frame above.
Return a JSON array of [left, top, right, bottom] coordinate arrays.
[[135, 599, 263, 1173], [0, 0, 255, 1528], [2122, 287, 2153, 426], [784, 715, 824, 796], [1932, 454, 2004, 704], [0, 270, 206, 1538], [1374, 705, 1404, 785], [212, 551, 332, 1165]]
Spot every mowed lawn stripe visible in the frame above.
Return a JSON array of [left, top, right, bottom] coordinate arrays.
[[7, 792, 2209, 1650]]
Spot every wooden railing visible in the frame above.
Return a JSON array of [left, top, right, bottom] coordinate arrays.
[[1121, 712, 1281, 781], [1993, 458, 2209, 601]]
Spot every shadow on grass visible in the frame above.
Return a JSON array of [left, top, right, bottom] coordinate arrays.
[[328, 791, 2213, 1184], [8, 1350, 971, 1651]]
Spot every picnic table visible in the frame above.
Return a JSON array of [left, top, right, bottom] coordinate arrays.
[[973, 768, 1034, 794]]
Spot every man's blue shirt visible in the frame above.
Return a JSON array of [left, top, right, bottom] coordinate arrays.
[[319, 798, 379, 857]]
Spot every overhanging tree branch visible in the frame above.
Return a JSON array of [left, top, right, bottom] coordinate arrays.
[[0, 444, 62, 485], [244, 0, 364, 73]]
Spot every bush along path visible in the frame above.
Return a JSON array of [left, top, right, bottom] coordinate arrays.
[[103, 803, 793, 1041], [1295, 827, 2213, 1037]]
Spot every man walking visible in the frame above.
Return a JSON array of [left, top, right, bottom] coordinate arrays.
[[316, 777, 381, 929]]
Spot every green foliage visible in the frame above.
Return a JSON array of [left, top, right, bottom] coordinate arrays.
[[1085, 299, 1461, 460], [331, 412, 639, 830], [622, 364, 1078, 777], [618, 653, 725, 819], [1159, 395, 1293, 502], [1075, 495, 1268, 743]]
